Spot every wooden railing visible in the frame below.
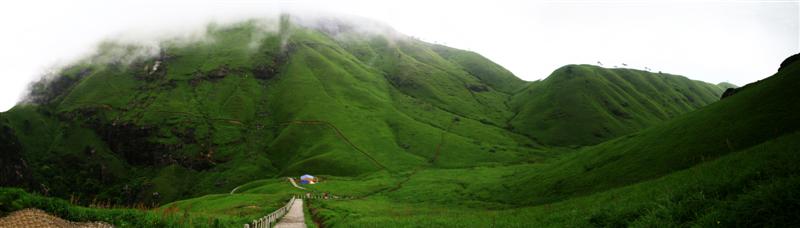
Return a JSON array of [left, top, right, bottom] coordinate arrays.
[[244, 196, 296, 228]]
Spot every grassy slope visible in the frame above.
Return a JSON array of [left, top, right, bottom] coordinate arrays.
[[306, 56, 800, 227], [0, 19, 546, 205], [0, 21, 288, 204], [717, 82, 738, 89], [315, 131, 800, 227], [0, 17, 750, 226], [510, 64, 726, 146], [8, 129, 797, 227], [498, 60, 799, 206], [430, 44, 528, 94]]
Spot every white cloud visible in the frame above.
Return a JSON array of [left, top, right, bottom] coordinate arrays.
[[0, 0, 797, 111]]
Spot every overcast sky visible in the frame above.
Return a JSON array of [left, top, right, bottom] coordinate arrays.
[[0, 0, 797, 111]]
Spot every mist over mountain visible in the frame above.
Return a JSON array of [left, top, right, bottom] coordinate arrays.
[[0, 15, 797, 227]]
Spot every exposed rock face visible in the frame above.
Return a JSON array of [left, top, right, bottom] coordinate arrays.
[[0, 120, 30, 188]]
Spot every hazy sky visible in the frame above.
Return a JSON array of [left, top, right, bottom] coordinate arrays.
[[0, 0, 797, 111]]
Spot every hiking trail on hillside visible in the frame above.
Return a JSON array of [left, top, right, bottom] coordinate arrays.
[[288, 177, 306, 190], [273, 199, 306, 228]]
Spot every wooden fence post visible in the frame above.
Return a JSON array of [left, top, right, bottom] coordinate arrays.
[[243, 196, 301, 227]]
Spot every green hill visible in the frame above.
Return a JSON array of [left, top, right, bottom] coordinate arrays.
[[282, 52, 800, 227], [717, 81, 738, 90], [0, 16, 776, 227], [0, 18, 544, 204], [499, 54, 800, 205], [509, 65, 726, 146]]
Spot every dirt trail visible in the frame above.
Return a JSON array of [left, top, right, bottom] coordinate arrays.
[[274, 199, 307, 228], [288, 177, 307, 190], [230, 185, 242, 194], [0, 208, 112, 228]]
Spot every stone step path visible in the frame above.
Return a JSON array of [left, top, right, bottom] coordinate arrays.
[[274, 199, 306, 228]]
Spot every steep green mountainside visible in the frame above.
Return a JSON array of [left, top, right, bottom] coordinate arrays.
[[496, 57, 800, 205], [0, 19, 540, 204], [428, 44, 528, 94], [284, 54, 800, 227], [136, 55, 798, 227], [509, 65, 726, 146], [0, 17, 722, 206]]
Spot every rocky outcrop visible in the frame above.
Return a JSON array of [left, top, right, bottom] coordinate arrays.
[[0, 208, 113, 228]]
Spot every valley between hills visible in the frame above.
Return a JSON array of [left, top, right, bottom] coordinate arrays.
[[1, 17, 798, 227]]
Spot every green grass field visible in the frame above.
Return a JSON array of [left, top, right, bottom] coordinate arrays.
[[0, 16, 796, 227]]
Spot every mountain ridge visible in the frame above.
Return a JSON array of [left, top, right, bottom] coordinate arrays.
[[1, 18, 727, 205], [509, 64, 726, 146]]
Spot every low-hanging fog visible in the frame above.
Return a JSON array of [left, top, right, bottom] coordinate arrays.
[[0, 0, 797, 111]]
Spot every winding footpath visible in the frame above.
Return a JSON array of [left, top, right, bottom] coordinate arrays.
[[230, 185, 242, 194], [288, 177, 306, 190]]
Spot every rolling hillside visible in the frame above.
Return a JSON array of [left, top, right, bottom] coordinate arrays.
[[501, 54, 800, 205], [509, 64, 726, 146], [0, 16, 728, 211], [298, 52, 800, 227]]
